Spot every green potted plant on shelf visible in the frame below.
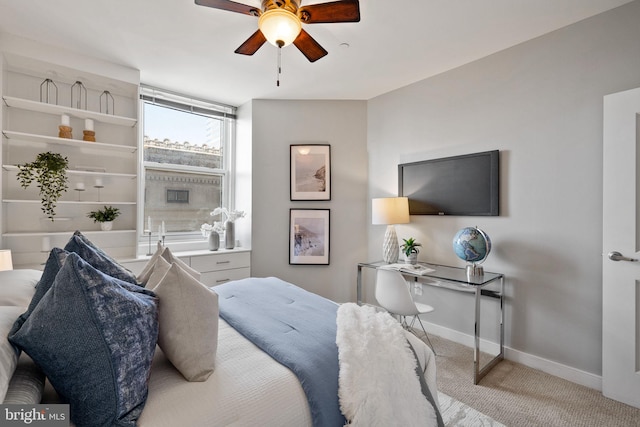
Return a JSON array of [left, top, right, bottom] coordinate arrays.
[[401, 237, 421, 265], [16, 151, 69, 221], [87, 206, 121, 231]]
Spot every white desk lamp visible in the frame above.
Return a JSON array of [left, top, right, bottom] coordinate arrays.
[[0, 250, 13, 271], [372, 197, 410, 263]]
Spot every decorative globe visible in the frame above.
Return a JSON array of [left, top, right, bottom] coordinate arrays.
[[453, 227, 491, 264]]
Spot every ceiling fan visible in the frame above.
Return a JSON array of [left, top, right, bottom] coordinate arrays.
[[194, 0, 360, 62]]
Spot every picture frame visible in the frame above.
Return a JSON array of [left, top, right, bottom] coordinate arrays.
[[289, 209, 330, 265], [290, 144, 331, 201]]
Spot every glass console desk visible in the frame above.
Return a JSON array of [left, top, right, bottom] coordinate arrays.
[[357, 261, 504, 384]]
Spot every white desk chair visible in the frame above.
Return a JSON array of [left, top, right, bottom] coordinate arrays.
[[375, 268, 436, 354]]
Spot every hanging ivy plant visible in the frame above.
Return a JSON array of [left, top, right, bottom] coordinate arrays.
[[16, 152, 69, 221]]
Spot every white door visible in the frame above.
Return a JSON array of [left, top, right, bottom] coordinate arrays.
[[602, 86, 640, 408]]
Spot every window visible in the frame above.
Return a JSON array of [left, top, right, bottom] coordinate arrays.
[[140, 86, 236, 250], [166, 189, 189, 203]]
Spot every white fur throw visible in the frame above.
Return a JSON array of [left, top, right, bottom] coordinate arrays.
[[336, 303, 438, 427]]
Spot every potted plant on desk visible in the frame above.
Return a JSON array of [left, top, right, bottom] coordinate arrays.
[[88, 206, 121, 231], [401, 237, 421, 265]]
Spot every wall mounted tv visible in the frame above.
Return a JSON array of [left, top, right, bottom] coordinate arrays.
[[398, 150, 500, 216]]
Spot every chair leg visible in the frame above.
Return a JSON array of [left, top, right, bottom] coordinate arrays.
[[410, 315, 437, 356], [397, 315, 437, 355]]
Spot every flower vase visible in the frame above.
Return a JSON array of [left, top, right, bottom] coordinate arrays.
[[208, 231, 219, 251], [100, 221, 113, 231], [225, 221, 235, 249]]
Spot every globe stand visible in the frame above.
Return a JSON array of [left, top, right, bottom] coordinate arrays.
[[466, 263, 484, 277]]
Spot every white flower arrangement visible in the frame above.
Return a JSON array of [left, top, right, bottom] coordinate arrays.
[[200, 221, 225, 237], [200, 207, 245, 238], [211, 207, 246, 223]]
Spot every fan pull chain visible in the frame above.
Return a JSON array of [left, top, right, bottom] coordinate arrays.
[[276, 45, 282, 87]]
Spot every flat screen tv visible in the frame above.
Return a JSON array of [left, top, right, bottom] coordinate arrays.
[[398, 150, 500, 216]]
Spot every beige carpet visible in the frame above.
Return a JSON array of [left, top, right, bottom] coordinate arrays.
[[427, 334, 640, 427]]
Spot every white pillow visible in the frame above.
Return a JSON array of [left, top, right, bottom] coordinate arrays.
[[0, 306, 28, 401], [160, 247, 201, 281], [137, 244, 201, 286], [152, 262, 218, 381], [0, 270, 41, 307], [137, 242, 164, 286], [145, 256, 172, 290]]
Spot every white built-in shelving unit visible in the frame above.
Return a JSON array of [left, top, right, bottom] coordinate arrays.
[[1, 53, 140, 268]]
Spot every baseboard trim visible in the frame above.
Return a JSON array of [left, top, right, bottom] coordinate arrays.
[[425, 322, 602, 391]]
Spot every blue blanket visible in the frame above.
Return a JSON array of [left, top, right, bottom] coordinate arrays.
[[215, 277, 345, 427]]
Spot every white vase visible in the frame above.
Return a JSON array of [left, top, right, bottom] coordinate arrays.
[[100, 221, 113, 231], [208, 231, 220, 251]]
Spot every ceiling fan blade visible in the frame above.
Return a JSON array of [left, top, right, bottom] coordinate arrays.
[[194, 0, 259, 17], [298, 0, 360, 24], [293, 29, 328, 62], [234, 30, 267, 56]]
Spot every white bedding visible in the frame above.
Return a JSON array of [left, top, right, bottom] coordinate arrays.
[[139, 319, 312, 427], [139, 317, 437, 427]]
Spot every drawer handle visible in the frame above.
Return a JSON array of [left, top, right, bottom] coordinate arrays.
[[216, 261, 231, 265], [216, 279, 230, 284]]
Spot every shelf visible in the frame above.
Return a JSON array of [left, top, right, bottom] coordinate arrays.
[[2, 96, 137, 127], [2, 200, 136, 205], [2, 229, 136, 238], [2, 130, 137, 153], [2, 164, 136, 179]]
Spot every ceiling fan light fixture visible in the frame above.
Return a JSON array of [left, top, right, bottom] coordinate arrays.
[[258, 8, 302, 48]]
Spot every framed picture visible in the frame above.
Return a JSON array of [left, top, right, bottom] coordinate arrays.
[[290, 144, 331, 201], [289, 209, 330, 265]]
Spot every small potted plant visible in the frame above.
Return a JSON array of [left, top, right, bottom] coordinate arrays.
[[401, 237, 421, 265], [16, 151, 69, 220], [87, 206, 121, 231]]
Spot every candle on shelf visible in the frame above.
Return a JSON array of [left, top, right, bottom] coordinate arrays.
[[94, 177, 103, 187], [61, 114, 70, 126], [147, 216, 152, 232], [41, 236, 51, 253], [161, 221, 166, 237], [85, 118, 94, 131], [75, 182, 85, 191]]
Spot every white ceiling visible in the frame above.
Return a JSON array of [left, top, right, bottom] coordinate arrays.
[[0, 0, 633, 106]]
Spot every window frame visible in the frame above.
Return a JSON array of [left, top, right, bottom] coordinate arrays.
[[138, 85, 237, 252]]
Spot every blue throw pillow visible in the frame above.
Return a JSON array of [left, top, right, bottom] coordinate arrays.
[[64, 231, 138, 285], [9, 248, 67, 338], [9, 251, 159, 427]]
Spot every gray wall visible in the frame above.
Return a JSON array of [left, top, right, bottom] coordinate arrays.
[[249, 99, 368, 302], [367, 0, 640, 376]]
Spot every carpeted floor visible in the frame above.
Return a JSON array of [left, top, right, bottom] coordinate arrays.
[[428, 334, 640, 427]]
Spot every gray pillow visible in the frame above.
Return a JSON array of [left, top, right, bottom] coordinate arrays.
[[9, 251, 159, 427], [64, 230, 138, 285]]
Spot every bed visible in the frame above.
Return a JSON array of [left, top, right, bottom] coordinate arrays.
[[2, 232, 441, 427]]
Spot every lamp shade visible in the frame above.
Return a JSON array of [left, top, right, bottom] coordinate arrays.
[[372, 197, 410, 225], [0, 250, 13, 271], [258, 8, 302, 47]]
